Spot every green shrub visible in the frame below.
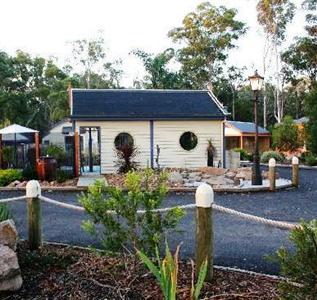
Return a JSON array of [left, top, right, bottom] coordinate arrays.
[[260, 151, 285, 163], [22, 166, 38, 180], [0, 169, 23, 186], [272, 116, 302, 151], [44, 144, 66, 167], [56, 169, 73, 183], [233, 148, 252, 161], [137, 244, 207, 300], [2, 146, 15, 167], [274, 220, 317, 299], [0, 204, 11, 221], [305, 155, 317, 166], [80, 169, 185, 254]]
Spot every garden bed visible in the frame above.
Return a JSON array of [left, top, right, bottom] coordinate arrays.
[[1, 242, 281, 300]]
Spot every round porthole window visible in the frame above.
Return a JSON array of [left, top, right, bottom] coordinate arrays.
[[180, 132, 198, 151], [114, 132, 134, 150]]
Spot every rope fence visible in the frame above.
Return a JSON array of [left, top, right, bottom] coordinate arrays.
[[0, 179, 303, 280], [1, 193, 298, 231], [0, 195, 27, 204]]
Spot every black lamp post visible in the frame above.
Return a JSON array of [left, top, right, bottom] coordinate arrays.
[[248, 70, 264, 186]]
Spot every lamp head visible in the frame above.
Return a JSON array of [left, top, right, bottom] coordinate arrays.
[[248, 70, 264, 91]]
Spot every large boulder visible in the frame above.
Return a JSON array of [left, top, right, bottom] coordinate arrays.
[[0, 245, 23, 291], [0, 219, 19, 251]]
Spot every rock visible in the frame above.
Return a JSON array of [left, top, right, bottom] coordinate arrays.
[[7, 180, 20, 187], [188, 172, 202, 179], [0, 245, 23, 291], [225, 171, 236, 179], [16, 181, 27, 188], [201, 174, 211, 179], [235, 172, 247, 180], [223, 178, 235, 186], [198, 167, 227, 176], [233, 177, 241, 186], [0, 220, 18, 251], [168, 171, 183, 184], [203, 175, 225, 186]]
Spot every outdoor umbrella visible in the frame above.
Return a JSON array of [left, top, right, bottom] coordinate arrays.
[[0, 124, 39, 168]]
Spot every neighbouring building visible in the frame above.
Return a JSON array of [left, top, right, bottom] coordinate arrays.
[[70, 89, 228, 174], [225, 121, 271, 153]]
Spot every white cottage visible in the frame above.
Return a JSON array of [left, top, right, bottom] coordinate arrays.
[[70, 89, 228, 174]]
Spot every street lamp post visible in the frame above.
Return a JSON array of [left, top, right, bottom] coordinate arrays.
[[248, 71, 264, 186]]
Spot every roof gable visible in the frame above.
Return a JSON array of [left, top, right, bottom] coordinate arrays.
[[70, 89, 227, 121]]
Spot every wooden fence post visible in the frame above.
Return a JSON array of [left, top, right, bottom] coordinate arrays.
[[268, 158, 276, 192], [292, 156, 299, 187], [195, 183, 214, 281], [35, 132, 40, 163], [26, 180, 42, 250]]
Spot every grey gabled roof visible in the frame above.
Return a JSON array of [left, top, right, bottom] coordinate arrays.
[[227, 121, 270, 134], [70, 89, 227, 121]]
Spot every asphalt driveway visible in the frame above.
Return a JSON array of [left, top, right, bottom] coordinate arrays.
[[1, 167, 316, 275]]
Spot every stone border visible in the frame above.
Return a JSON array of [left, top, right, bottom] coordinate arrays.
[[0, 182, 294, 193]]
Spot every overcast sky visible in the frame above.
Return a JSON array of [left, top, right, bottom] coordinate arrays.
[[0, 0, 306, 87]]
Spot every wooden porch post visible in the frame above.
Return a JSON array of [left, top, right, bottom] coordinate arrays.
[[74, 131, 80, 177], [240, 136, 243, 149], [0, 134, 3, 169], [35, 132, 40, 163]]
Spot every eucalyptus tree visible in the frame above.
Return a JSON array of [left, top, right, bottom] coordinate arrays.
[[256, 0, 296, 124], [168, 2, 247, 89], [71, 34, 122, 89], [282, 0, 317, 85], [131, 48, 183, 89]]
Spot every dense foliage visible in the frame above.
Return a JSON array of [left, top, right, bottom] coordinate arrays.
[[233, 148, 252, 161], [305, 87, 317, 154], [80, 169, 185, 254], [272, 116, 301, 151], [260, 151, 285, 163], [0, 169, 22, 186], [274, 220, 317, 299], [43, 144, 67, 167], [0, 204, 11, 222]]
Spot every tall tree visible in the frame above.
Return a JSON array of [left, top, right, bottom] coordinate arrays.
[[282, 0, 317, 84], [168, 2, 246, 89], [71, 34, 122, 89], [0, 50, 72, 132], [132, 48, 182, 89], [257, 0, 295, 124]]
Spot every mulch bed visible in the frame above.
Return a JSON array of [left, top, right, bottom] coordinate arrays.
[[1, 242, 280, 300]]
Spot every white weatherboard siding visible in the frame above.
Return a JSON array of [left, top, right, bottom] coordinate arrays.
[[76, 121, 150, 174], [76, 120, 224, 173], [154, 121, 223, 169]]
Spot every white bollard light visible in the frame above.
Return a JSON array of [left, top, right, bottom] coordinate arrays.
[[26, 180, 41, 198], [195, 182, 214, 281], [195, 183, 214, 208], [292, 156, 299, 165], [292, 156, 299, 187], [269, 158, 276, 167], [268, 158, 276, 191]]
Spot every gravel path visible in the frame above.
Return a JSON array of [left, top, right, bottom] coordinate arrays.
[[1, 167, 316, 275]]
